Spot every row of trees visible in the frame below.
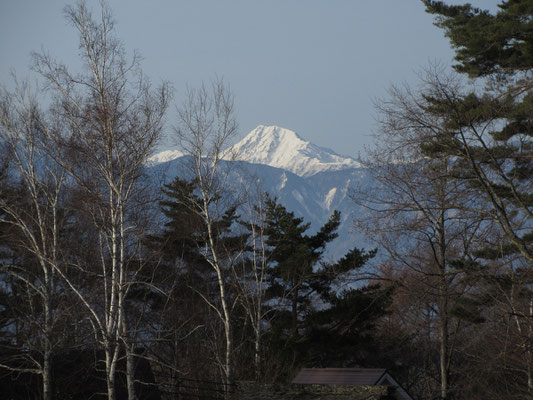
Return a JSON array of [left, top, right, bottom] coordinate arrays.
[[353, 1, 533, 399], [0, 2, 169, 398], [0, 2, 388, 399], [2, 1, 533, 400]]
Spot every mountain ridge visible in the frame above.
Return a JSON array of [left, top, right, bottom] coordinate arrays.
[[150, 125, 361, 177]]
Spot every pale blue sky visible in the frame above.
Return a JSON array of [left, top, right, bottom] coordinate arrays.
[[0, 0, 501, 157]]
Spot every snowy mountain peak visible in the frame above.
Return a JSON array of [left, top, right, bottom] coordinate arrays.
[[225, 125, 360, 177], [148, 125, 361, 177]]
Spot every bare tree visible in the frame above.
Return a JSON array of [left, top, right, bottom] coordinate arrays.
[[0, 80, 67, 400], [232, 180, 270, 380], [28, 1, 170, 399], [355, 69, 488, 400], [173, 79, 240, 391]]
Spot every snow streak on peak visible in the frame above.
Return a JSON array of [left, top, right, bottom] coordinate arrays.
[[225, 125, 360, 177]]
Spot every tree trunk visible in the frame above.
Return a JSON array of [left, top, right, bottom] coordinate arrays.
[[126, 347, 137, 400], [42, 343, 51, 400], [204, 199, 233, 393], [42, 265, 52, 400], [121, 314, 137, 400], [526, 295, 533, 395], [106, 345, 118, 400], [438, 206, 448, 400], [439, 298, 449, 400], [43, 294, 52, 400], [254, 314, 261, 380], [292, 282, 298, 334]]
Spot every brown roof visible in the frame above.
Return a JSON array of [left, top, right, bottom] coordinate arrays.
[[292, 368, 387, 386]]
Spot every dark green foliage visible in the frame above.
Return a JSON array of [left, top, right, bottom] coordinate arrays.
[[422, 0, 533, 170], [259, 195, 390, 378], [262, 195, 341, 332], [449, 297, 486, 324], [422, 1, 533, 260], [302, 284, 394, 368], [143, 177, 247, 383], [147, 177, 245, 272], [424, 0, 533, 77], [147, 178, 208, 267], [146, 174, 245, 296]]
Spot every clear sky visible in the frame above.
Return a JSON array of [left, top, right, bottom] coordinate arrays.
[[0, 0, 501, 157]]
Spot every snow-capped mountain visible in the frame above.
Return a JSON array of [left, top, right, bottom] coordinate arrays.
[[224, 125, 360, 177], [148, 125, 372, 259]]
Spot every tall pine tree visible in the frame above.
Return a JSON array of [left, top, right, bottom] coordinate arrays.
[[260, 195, 389, 380]]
